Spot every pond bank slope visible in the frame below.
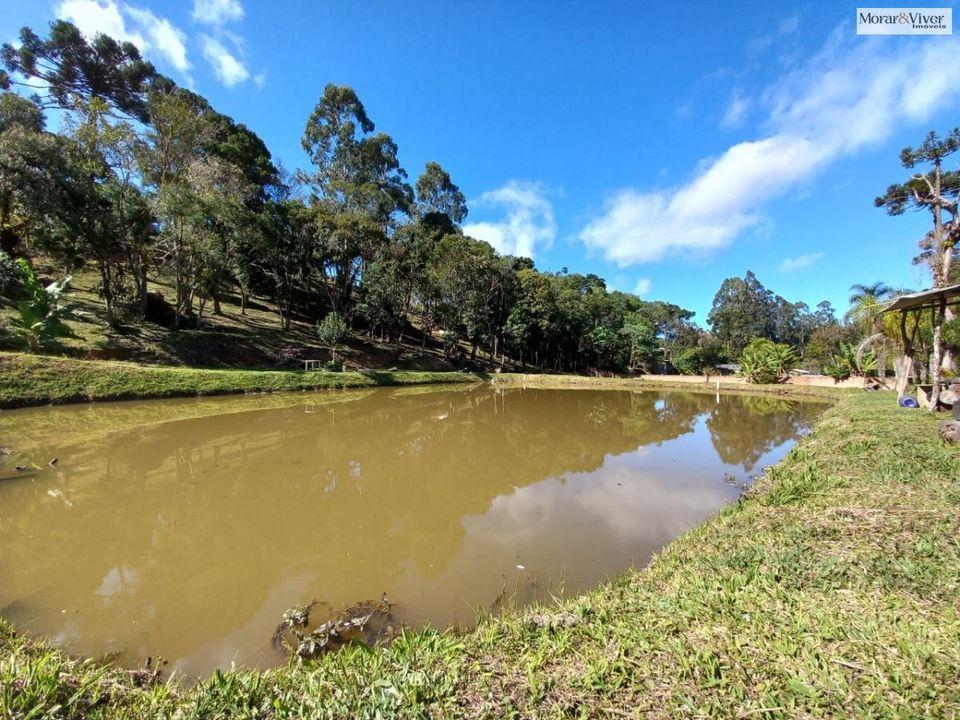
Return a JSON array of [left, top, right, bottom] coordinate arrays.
[[0, 352, 479, 409], [2, 391, 959, 718]]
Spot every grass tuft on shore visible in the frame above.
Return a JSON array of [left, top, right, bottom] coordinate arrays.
[[0, 352, 479, 409], [2, 388, 959, 718]]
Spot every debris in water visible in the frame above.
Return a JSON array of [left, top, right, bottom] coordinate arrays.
[[722, 473, 756, 492], [48, 458, 58, 467], [272, 600, 318, 646], [273, 594, 394, 660]]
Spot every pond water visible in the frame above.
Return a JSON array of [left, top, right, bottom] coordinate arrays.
[[0, 385, 826, 677]]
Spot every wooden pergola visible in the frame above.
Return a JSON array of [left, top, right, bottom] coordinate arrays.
[[882, 283, 960, 406]]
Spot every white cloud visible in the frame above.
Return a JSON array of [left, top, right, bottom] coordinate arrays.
[[463, 181, 556, 259], [201, 35, 249, 87], [57, 0, 190, 73], [253, 71, 266, 89], [778, 253, 823, 272], [192, 0, 244, 25], [124, 6, 189, 72], [580, 34, 960, 267], [632, 278, 652, 296], [720, 88, 749, 128]]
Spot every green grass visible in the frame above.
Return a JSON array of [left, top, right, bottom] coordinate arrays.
[[2, 389, 959, 718], [0, 352, 480, 409]]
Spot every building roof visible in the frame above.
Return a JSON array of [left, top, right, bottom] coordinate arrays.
[[882, 283, 960, 314]]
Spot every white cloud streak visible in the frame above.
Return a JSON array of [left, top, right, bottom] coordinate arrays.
[[57, 0, 190, 73], [201, 35, 249, 87], [632, 278, 652, 296], [579, 33, 960, 267], [778, 253, 823, 272], [463, 181, 556, 259], [192, 0, 244, 25], [720, 88, 749, 129]]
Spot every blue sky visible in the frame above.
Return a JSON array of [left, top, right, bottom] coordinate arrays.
[[2, 1, 958, 324]]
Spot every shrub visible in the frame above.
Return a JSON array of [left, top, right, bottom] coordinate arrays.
[[672, 340, 725, 376], [317, 311, 348, 362], [825, 342, 877, 380], [0, 250, 20, 297], [823, 358, 852, 382], [673, 347, 705, 375], [739, 338, 796, 384]]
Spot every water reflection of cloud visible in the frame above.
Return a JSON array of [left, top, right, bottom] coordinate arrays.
[[390, 441, 738, 627], [95, 566, 140, 600], [465, 450, 732, 554], [0, 387, 824, 675]]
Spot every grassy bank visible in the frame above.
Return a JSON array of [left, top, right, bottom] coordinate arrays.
[[0, 352, 479, 409], [2, 388, 958, 718], [492, 371, 844, 400]]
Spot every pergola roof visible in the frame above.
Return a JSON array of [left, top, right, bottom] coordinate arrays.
[[882, 283, 960, 314]]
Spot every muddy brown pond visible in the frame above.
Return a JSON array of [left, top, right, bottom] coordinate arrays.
[[0, 385, 827, 677]]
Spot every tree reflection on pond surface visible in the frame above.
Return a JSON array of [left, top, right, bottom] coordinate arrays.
[[0, 386, 826, 676]]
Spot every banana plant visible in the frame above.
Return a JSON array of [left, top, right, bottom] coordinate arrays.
[[11, 259, 76, 352]]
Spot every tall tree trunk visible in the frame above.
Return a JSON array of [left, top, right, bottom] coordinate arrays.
[[930, 297, 946, 409], [894, 354, 913, 397], [943, 307, 955, 373], [896, 312, 919, 398], [99, 260, 116, 328]]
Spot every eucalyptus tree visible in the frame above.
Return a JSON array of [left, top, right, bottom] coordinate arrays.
[[300, 84, 411, 317], [388, 161, 469, 344], [255, 194, 311, 330], [61, 98, 145, 326], [504, 267, 554, 369], [428, 233, 504, 361], [358, 161, 468, 344], [180, 155, 256, 320], [141, 86, 216, 325], [707, 271, 777, 356], [620, 313, 659, 372]]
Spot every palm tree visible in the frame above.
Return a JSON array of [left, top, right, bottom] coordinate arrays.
[[846, 282, 894, 379], [847, 282, 893, 313]]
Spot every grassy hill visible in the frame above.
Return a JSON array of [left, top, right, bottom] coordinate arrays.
[[0, 261, 504, 373]]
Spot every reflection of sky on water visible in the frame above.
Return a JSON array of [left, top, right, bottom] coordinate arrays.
[[0, 387, 826, 676]]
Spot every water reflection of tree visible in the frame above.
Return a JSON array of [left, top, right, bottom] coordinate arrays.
[[0, 387, 818, 668], [706, 395, 825, 471]]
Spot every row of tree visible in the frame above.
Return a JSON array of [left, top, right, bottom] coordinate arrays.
[[0, 21, 711, 373], [3, 21, 950, 379]]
